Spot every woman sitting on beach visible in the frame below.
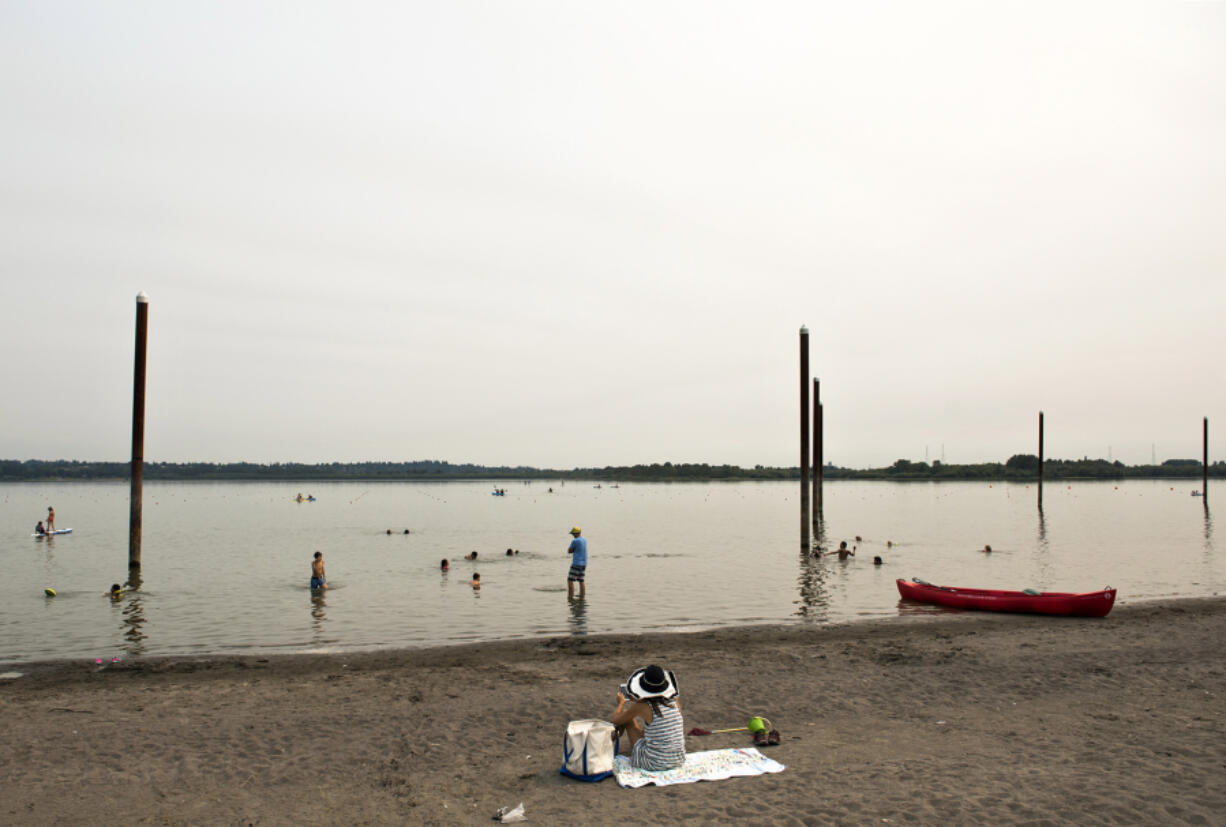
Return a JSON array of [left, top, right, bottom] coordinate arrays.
[[610, 665, 685, 771]]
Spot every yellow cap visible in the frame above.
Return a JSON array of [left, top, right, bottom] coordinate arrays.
[[570, 526, 581, 535], [44, 587, 56, 597]]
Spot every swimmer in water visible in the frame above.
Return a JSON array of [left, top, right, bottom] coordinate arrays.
[[824, 541, 855, 560]]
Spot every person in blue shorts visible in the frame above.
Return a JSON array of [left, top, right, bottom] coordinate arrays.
[[310, 551, 327, 590], [567, 526, 587, 599]]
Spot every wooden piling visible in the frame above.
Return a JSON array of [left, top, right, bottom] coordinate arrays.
[[1038, 410, 1045, 509], [800, 327, 811, 550], [128, 292, 149, 584], [818, 403, 824, 512], [813, 379, 823, 517]]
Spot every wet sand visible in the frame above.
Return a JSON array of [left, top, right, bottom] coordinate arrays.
[[3, 598, 1224, 825]]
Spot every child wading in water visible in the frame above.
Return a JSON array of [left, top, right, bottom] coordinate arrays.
[[824, 540, 855, 560], [310, 551, 327, 590]]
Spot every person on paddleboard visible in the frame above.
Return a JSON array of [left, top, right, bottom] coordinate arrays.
[[35, 521, 47, 536], [47, 506, 56, 532]]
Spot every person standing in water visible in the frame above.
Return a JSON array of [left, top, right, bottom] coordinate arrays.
[[567, 526, 587, 599], [310, 551, 327, 590]]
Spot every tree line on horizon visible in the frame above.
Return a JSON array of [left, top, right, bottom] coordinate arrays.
[[1, 455, 1222, 482]]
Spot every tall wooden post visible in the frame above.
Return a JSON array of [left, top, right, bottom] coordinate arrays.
[[818, 403, 824, 512], [1204, 417, 1209, 502], [813, 378, 823, 518], [1038, 410, 1045, 509], [800, 327, 811, 550], [129, 292, 149, 585]]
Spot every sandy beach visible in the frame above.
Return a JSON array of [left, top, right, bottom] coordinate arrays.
[[3, 598, 1224, 825]]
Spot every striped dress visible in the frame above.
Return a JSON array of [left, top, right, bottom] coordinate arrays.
[[630, 700, 686, 771]]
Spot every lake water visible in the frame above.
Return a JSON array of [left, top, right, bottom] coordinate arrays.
[[1, 479, 1219, 663]]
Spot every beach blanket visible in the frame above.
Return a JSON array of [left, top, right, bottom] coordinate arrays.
[[613, 748, 785, 788]]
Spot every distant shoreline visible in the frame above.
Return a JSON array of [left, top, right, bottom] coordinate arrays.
[[2, 456, 1221, 483]]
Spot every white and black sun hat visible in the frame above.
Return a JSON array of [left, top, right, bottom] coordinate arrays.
[[625, 665, 679, 701]]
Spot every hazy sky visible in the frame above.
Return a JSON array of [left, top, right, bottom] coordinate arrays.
[[3, 2, 1223, 469]]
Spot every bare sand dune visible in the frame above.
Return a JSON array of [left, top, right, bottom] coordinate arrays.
[[3, 598, 1224, 825]]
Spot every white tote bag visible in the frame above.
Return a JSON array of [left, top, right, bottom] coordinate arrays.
[[559, 719, 617, 782]]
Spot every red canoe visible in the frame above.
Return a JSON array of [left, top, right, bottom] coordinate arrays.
[[897, 579, 1116, 617]]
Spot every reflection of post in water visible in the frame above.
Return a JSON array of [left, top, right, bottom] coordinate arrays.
[[1204, 501, 1213, 549], [121, 591, 147, 658], [1036, 503, 1049, 555], [795, 554, 830, 621], [1034, 504, 1054, 583], [310, 590, 328, 642], [797, 516, 829, 620], [567, 596, 588, 636]]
